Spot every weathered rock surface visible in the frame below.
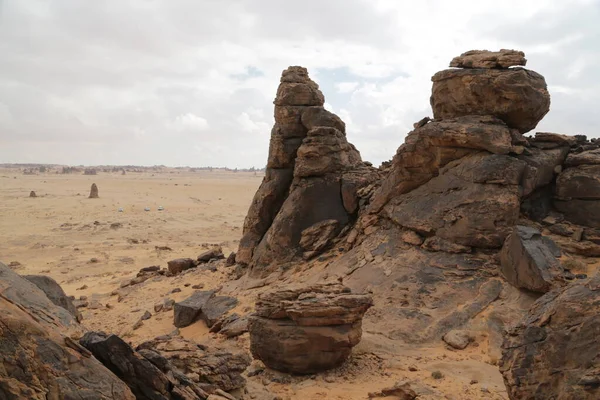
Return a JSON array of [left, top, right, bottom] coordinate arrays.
[[137, 335, 251, 393], [0, 262, 135, 399], [200, 295, 238, 328], [442, 330, 474, 350], [499, 226, 566, 293], [24, 274, 81, 321], [249, 283, 373, 374], [198, 247, 225, 263], [89, 183, 99, 198], [501, 276, 600, 399], [449, 49, 526, 69], [431, 67, 550, 133]]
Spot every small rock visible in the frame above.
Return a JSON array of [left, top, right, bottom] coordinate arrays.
[[192, 283, 205, 290], [133, 319, 143, 330], [167, 258, 195, 275], [76, 284, 88, 290], [141, 311, 152, 320], [443, 330, 474, 350], [171, 288, 182, 294]]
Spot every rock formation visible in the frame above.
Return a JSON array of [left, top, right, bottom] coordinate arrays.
[[249, 283, 373, 374], [449, 49, 527, 69], [0, 262, 135, 399], [89, 182, 99, 198], [501, 276, 600, 399], [29, 190, 36, 198], [24, 274, 82, 321], [237, 66, 376, 274]]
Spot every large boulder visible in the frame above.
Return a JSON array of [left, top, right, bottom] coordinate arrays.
[[431, 60, 550, 133], [24, 274, 81, 321], [449, 49, 526, 69], [0, 262, 135, 399], [249, 283, 373, 374], [499, 226, 566, 293], [501, 276, 600, 399]]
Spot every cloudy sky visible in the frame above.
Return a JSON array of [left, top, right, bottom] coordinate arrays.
[[1, 0, 599, 168]]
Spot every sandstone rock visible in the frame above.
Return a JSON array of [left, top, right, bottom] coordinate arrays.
[[198, 246, 225, 263], [29, 190, 36, 197], [173, 290, 215, 328], [0, 262, 134, 399], [532, 132, 577, 147], [209, 313, 249, 338], [299, 219, 340, 258], [556, 165, 600, 200], [449, 49, 526, 69], [89, 183, 99, 198], [137, 335, 251, 392], [422, 237, 472, 254], [517, 146, 569, 197], [225, 252, 236, 266], [499, 226, 566, 293], [24, 274, 81, 321], [249, 283, 373, 374], [167, 257, 195, 274], [564, 148, 600, 167], [370, 116, 516, 213], [443, 330, 474, 350], [501, 276, 600, 399], [431, 68, 550, 133], [400, 230, 424, 246]]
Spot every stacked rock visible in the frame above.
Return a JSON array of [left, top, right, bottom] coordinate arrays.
[[238, 67, 376, 274], [248, 283, 373, 374], [431, 49, 550, 133]]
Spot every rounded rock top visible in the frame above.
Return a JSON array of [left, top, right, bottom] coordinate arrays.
[[449, 49, 527, 69]]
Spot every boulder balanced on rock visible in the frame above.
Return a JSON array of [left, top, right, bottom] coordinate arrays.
[[248, 283, 373, 374]]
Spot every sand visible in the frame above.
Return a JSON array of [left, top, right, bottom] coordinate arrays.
[[0, 167, 509, 399]]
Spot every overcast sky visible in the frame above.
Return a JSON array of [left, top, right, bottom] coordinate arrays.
[[1, 0, 599, 168]]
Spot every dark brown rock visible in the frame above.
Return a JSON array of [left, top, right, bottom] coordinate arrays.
[[499, 226, 566, 293], [167, 258, 195, 275], [173, 290, 215, 328], [449, 49, 526, 69], [564, 148, 600, 167], [225, 252, 236, 266], [249, 283, 372, 374], [200, 296, 238, 328], [517, 147, 569, 197], [431, 68, 550, 133], [29, 190, 36, 198], [501, 277, 600, 399], [556, 165, 600, 200], [89, 183, 99, 198]]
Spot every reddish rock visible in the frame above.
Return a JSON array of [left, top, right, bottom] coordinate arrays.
[[167, 258, 195, 275], [449, 49, 526, 69]]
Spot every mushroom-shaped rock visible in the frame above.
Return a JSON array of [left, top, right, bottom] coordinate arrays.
[[248, 283, 373, 374], [88, 183, 99, 198], [431, 51, 550, 133], [501, 276, 600, 399], [499, 226, 566, 293]]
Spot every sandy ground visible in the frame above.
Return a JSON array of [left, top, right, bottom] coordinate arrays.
[[0, 167, 508, 399]]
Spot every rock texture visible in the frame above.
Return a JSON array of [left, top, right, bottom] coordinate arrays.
[[89, 183, 99, 198], [0, 262, 135, 399], [237, 66, 373, 274], [249, 283, 373, 374], [449, 49, 526, 69], [501, 276, 600, 399], [24, 274, 82, 321], [431, 68, 550, 133], [499, 226, 566, 293]]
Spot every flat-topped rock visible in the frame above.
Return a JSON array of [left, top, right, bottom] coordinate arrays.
[[450, 49, 526, 69]]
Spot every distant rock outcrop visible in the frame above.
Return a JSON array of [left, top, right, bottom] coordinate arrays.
[[501, 276, 600, 399], [249, 283, 373, 374], [29, 190, 37, 198], [89, 183, 99, 198]]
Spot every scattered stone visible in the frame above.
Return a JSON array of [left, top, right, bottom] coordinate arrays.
[[500, 226, 566, 292], [141, 311, 152, 320], [88, 183, 99, 198], [155, 245, 173, 251], [210, 314, 250, 338], [249, 283, 373, 374], [369, 381, 417, 399], [110, 222, 122, 229], [76, 284, 88, 290], [171, 287, 182, 293], [442, 330, 474, 350], [89, 257, 99, 263], [201, 296, 239, 328], [29, 190, 37, 198], [192, 283, 205, 289], [132, 319, 144, 330], [167, 258, 195, 274]]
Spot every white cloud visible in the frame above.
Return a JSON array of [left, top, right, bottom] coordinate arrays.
[[171, 113, 209, 131], [335, 82, 360, 93]]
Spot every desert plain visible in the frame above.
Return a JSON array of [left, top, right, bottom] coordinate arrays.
[[0, 166, 513, 400]]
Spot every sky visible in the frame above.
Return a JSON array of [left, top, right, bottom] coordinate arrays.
[[1, 0, 599, 168]]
